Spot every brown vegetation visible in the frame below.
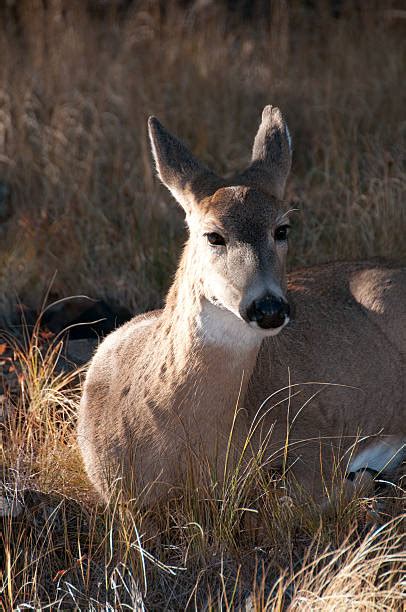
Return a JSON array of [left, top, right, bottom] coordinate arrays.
[[1, 1, 405, 609], [0, 0, 405, 316]]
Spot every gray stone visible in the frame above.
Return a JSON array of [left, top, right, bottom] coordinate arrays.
[[65, 338, 98, 365], [0, 181, 11, 221]]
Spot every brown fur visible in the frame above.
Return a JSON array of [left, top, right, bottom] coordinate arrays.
[[77, 107, 405, 504]]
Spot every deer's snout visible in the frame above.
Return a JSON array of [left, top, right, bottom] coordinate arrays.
[[246, 295, 290, 330]]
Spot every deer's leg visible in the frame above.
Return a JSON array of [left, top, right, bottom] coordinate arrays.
[[286, 441, 376, 505]]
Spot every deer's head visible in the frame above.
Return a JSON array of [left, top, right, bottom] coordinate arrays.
[[148, 106, 293, 336]]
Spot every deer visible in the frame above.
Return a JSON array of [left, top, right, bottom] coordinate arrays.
[[77, 106, 406, 507]]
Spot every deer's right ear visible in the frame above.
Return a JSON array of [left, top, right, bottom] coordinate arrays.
[[148, 117, 219, 213]]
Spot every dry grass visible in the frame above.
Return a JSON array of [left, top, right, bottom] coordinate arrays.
[[1, 1, 406, 609], [1, 326, 405, 609], [0, 0, 405, 317]]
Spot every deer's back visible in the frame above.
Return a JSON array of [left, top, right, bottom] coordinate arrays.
[[250, 260, 406, 454]]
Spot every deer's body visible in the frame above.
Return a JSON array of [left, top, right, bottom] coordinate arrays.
[[78, 108, 406, 503]]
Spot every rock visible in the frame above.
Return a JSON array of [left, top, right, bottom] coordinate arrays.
[[54, 338, 98, 373], [65, 337, 98, 365], [43, 298, 132, 339], [0, 181, 11, 222], [0, 486, 23, 518]]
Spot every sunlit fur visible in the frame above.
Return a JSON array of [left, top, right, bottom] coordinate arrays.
[[77, 107, 406, 505]]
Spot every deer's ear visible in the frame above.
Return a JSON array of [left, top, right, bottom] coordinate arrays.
[[241, 106, 292, 199], [148, 117, 220, 213]]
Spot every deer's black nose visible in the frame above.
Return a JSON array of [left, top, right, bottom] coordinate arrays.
[[246, 295, 290, 330]]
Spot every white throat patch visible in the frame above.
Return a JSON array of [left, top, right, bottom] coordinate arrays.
[[196, 299, 259, 349]]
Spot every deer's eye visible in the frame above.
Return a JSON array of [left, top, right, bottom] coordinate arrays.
[[205, 232, 226, 246], [274, 224, 291, 242]]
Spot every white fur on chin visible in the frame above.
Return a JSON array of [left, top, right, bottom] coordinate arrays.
[[196, 299, 288, 348]]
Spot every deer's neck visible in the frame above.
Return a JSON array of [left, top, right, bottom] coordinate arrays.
[[147, 246, 260, 416]]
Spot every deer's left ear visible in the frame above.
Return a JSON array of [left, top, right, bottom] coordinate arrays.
[[148, 117, 221, 214], [240, 106, 292, 199]]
